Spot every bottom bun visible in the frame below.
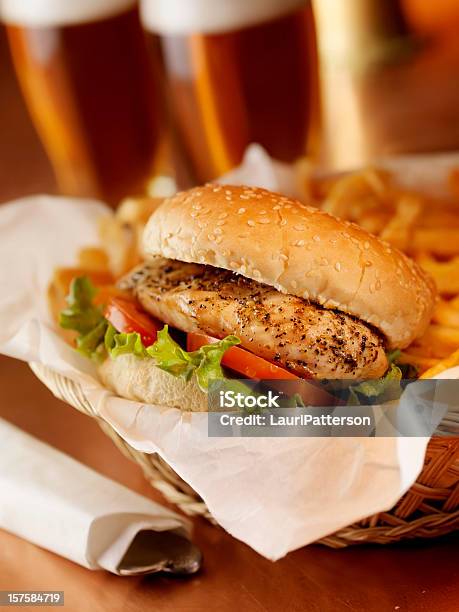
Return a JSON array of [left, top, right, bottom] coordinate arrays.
[[99, 355, 208, 412]]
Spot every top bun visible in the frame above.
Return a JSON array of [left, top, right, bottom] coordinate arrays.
[[143, 184, 436, 348]]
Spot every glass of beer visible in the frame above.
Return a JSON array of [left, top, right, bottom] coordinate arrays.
[[141, 0, 319, 183], [3, 0, 168, 205]]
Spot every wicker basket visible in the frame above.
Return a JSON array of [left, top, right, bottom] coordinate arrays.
[[30, 362, 459, 547]]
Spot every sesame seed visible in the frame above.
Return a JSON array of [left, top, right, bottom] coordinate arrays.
[[238, 208, 246, 214], [230, 261, 238, 268], [321, 257, 329, 266], [215, 236, 222, 244], [217, 219, 226, 226], [225, 196, 232, 201], [365, 260, 372, 267], [294, 224, 306, 231], [335, 262, 341, 272], [190, 211, 199, 218], [225, 190, 232, 195], [364, 241, 370, 249], [215, 227, 222, 235], [253, 269, 261, 278], [375, 280, 382, 290], [284, 204, 292, 209], [208, 234, 215, 241], [247, 220, 256, 227], [313, 235, 321, 242], [257, 218, 270, 224], [280, 219, 287, 226], [240, 265, 247, 274], [295, 240, 305, 247], [273, 205, 281, 210], [279, 253, 288, 261], [259, 210, 267, 214], [291, 280, 298, 289], [218, 212, 228, 219]]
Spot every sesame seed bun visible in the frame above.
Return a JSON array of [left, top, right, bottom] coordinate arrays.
[[142, 184, 436, 349]]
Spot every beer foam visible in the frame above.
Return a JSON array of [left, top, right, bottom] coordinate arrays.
[[141, 0, 308, 35], [0, 0, 136, 27]]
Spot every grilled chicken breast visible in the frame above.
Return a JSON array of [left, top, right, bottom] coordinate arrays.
[[120, 258, 388, 379]]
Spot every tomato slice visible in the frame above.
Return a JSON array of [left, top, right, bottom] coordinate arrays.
[[187, 332, 300, 380], [187, 332, 340, 406], [105, 297, 161, 347]]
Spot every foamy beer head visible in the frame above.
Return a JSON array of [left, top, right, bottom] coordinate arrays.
[[141, 0, 307, 34], [0, 0, 137, 26]]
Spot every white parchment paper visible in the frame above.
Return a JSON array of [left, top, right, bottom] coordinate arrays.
[[0, 149, 457, 560]]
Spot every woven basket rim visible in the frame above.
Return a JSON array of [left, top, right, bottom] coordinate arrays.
[[29, 361, 459, 547], [30, 361, 459, 434]]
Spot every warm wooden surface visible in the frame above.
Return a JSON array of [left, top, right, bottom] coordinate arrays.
[[1, 357, 458, 612], [0, 22, 459, 612]]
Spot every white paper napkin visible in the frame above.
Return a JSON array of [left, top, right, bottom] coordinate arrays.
[[0, 150, 457, 560], [0, 418, 191, 573]]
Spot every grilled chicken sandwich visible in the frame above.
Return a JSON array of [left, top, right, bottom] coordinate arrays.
[[59, 184, 436, 411]]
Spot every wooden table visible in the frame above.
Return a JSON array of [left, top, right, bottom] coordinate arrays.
[[0, 24, 458, 612]]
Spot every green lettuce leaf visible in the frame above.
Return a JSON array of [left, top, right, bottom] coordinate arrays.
[[59, 276, 105, 335], [76, 319, 109, 362], [145, 325, 240, 391], [59, 276, 108, 362], [106, 327, 149, 359], [347, 363, 403, 405], [387, 349, 418, 379], [59, 276, 240, 390]]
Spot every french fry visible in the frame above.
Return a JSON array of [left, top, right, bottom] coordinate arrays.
[[116, 196, 164, 226], [418, 212, 459, 228], [99, 216, 139, 277], [432, 300, 459, 329], [321, 169, 389, 218], [379, 194, 422, 251], [356, 210, 390, 234], [398, 352, 438, 374], [99, 196, 164, 276], [412, 324, 459, 359], [420, 348, 459, 379], [78, 247, 110, 272], [294, 157, 315, 202], [411, 229, 459, 256], [415, 254, 459, 295]]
